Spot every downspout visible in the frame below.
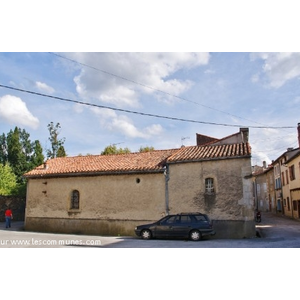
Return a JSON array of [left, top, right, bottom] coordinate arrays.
[[254, 178, 258, 211], [164, 164, 170, 215]]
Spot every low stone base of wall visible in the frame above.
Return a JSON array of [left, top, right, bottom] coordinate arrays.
[[25, 217, 144, 236], [25, 217, 256, 239], [212, 219, 256, 239]]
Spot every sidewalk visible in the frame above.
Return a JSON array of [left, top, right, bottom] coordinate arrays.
[[0, 221, 25, 231]]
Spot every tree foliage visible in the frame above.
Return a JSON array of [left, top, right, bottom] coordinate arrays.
[[1, 122, 68, 196], [30, 140, 45, 168], [0, 163, 18, 195], [101, 145, 155, 155], [7, 127, 27, 182], [0, 126, 45, 195], [0, 133, 8, 164], [101, 145, 131, 155], [46, 122, 67, 158], [139, 146, 155, 152]]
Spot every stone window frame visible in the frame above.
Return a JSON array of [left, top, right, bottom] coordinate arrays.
[[70, 189, 80, 210], [205, 177, 215, 195]]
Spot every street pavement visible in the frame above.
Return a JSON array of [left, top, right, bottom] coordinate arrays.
[[1, 212, 300, 247]]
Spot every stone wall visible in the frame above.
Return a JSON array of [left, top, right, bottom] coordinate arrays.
[[25, 217, 256, 239], [168, 158, 254, 220], [25, 157, 256, 238], [25, 172, 166, 222], [0, 195, 26, 222], [25, 217, 144, 236]]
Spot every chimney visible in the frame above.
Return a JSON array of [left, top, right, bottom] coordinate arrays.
[[298, 123, 300, 148], [240, 128, 249, 143], [263, 161, 267, 169]]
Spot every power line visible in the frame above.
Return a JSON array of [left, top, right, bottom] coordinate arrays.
[[49, 52, 271, 127], [0, 84, 295, 129]]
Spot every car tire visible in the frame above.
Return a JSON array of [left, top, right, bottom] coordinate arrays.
[[189, 229, 202, 241], [141, 229, 152, 240]]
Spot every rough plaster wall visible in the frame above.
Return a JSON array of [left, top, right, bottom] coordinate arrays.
[[25, 173, 166, 222], [168, 158, 253, 220]]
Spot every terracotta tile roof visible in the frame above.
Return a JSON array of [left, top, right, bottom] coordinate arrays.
[[24, 142, 251, 178], [24, 149, 178, 178], [167, 142, 251, 163]]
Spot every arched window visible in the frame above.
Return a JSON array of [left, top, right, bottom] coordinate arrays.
[[205, 178, 214, 194], [71, 190, 80, 209]]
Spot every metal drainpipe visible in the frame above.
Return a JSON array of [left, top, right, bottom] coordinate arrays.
[[164, 164, 170, 216], [254, 178, 258, 211]]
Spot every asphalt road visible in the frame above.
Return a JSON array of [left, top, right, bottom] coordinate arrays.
[[1, 212, 300, 248]]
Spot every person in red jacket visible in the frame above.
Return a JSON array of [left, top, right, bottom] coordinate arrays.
[[5, 207, 13, 228]]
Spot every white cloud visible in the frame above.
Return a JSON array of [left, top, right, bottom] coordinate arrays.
[[70, 52, 210, 107], [90, 107, 163, 139], [0, 95, 39, 129], [35, 81, 55, 94], [145, 124, 163, 136], [251, 52, 300, 88], [251, 73, 259, 83], [109, 116, 147, 138]]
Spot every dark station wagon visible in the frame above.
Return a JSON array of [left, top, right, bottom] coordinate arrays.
[[135, 212, 216, 241]]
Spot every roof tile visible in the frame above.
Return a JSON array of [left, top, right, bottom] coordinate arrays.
[[24, 149, 178, 178], [24, 142, 251, 178], [167, 143, 251, 162]]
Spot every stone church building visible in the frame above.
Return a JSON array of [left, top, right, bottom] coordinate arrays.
[[24, 128, 255, 238]]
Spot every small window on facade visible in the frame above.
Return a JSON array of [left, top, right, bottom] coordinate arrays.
[[293, 201, 297, 211], [205, 178, 214, 194], [71, 190, 80, 209], [289, 165, 295, 181]]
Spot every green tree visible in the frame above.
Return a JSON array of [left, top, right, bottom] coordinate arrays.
[[19, 128, 33, 164], [0, 133, 8, 165], [30, 140, 45, 168], [47, 122, 67, 158], [1, 127, 45, 189], [101, 145, 131, 155], [139, 146, 155, 152], [7, 127, 27, 182], [0, 163, 18, 195], [57, 145, 67, 157]]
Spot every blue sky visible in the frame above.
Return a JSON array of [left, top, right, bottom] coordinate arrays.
[[0, 52, 300, 165]]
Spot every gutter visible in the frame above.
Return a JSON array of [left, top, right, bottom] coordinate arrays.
[[24, 169, 164, 179], [164, 164, 170, 216], [167, 155, 252, 165]]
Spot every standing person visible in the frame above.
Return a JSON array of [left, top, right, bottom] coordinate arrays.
[[5, 207, 13, 228]]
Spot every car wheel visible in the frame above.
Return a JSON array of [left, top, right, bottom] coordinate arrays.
[[189, 229, 202, 241], [141, 229, 152, 240]]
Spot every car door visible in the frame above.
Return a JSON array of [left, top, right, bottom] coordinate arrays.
[[172, 215, 193, 237], [193, 214, 211, 232], [154, 215, 178, 237]]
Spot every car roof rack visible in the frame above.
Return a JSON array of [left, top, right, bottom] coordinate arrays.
[[178, 212, 203, 215]]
